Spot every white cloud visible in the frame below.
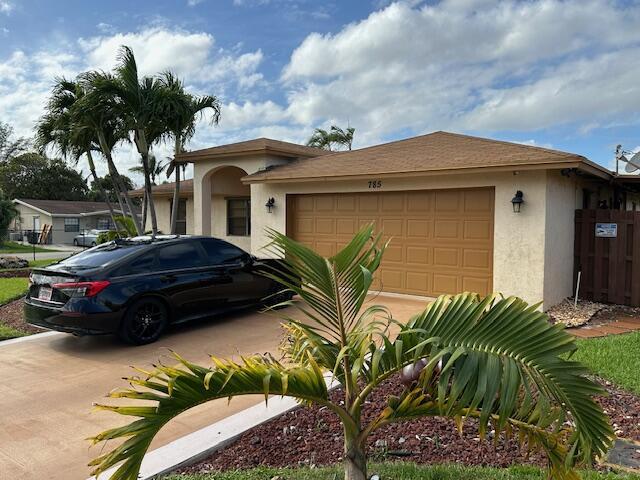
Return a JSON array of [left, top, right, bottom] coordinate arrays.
[[0, 1, 13, 14], [187, 0, 205, 5], [281, 0, 640, 145]]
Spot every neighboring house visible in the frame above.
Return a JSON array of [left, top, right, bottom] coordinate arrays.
[[11, 199, 127, 245], [133, 131, 640, 309]]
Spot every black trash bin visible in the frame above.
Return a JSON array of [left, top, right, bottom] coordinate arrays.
[[27, 230, 39, 244]]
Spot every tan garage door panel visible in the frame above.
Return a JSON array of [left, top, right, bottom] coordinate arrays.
[[287, 188, 494, 297]]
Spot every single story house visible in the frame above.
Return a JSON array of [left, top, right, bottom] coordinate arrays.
[[131, 131, 640, 309], [11, 199, 127, 245]]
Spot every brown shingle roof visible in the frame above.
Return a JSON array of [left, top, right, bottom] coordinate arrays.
[[129, 179, 193, 197], [177, 138, 329, 162], [15, 199, 127, 216], [244, 131, 605, 183]]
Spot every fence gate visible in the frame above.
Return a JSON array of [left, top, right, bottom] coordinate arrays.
[[574, 209, 640, 306]]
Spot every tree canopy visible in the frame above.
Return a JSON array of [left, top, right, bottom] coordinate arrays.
[[88, 174, 135, 203], [0, 121, 29, 163], [0, 153, 88, 201]]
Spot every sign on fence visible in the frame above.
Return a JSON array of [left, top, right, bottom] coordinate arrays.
[[595, 223, 618, 238]]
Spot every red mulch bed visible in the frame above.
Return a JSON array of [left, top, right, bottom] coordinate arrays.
[[0, 298, 42, 335], [0, 269, 30, 278], [178, 378, 640, 475]]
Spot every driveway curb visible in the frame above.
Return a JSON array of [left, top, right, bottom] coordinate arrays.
[[0, 330, 62, 347]]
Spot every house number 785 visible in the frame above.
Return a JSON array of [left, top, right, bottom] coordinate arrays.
[[368, 180, 382, 189]]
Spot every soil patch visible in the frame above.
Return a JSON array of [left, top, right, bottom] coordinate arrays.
[[0, 299, 42, 335], [0, 269, 30, 278], [177, 377, 639, 474], [547, 298, 640, 328]]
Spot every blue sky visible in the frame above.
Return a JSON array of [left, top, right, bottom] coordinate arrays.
[[1, 0, 640, 184]]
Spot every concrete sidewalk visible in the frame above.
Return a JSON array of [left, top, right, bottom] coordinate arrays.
[[6, 244, 83, 262]]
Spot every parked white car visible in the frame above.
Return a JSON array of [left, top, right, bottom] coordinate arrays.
[[72, 229, 110, 247]]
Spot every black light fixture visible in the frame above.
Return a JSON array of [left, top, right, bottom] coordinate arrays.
[[511, 190, 524, 213], [265, 197, 275, 213]]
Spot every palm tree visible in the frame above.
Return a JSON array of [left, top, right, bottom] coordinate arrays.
[[89, 225, 613, 480], [331, 125, 355, 150], [129, 154, 167, 230], [306, 125, 355, 151], [88, 46, 167, 237], [158, 72, 220, 235], [76, 70, 144, 235], [306, 127, 334, 150], [35, 78, 118, 228], [129, 154, 167, 185]]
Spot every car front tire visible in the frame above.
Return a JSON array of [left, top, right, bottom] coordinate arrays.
[[119, 297, 169, 345]]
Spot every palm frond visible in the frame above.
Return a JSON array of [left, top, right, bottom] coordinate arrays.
[[262, 224, 387, 344], [89, 353, 330, 480], [360, 293, 614, 470]]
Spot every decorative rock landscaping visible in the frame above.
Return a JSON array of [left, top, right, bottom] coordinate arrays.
[[0, 256, 29, 270]]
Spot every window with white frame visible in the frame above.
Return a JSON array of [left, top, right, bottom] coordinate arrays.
[[226, 198, 251, 236], [97, 217, 111, 230], [64, 217, 80, 232]]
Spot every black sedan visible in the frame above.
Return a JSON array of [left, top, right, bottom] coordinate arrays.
[[24, 236, 291, 344]]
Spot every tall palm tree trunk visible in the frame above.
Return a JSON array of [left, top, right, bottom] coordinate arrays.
[[141, 190, 148, 232], [141, 153, 158, 237], [135, 131, 158, 237], [86, 150, 118, 228], [106, 156, 140, 232], [170, 133, 182, 235], [97, 132, 143, 235]]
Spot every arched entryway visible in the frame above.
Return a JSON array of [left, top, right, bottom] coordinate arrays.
[[198, 165, 251, 251]]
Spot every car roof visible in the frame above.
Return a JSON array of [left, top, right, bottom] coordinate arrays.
[[110, 234, 225, 247]]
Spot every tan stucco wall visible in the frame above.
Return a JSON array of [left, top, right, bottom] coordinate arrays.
[[180, 153, 584, 309], [146, 197, 172, 234], [543, 171, 583, 308], [251, 169, 569, 308], [192, 155, 287, 250]]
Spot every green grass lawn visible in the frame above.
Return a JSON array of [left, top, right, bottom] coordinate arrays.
[[0, 241, 58, 253], [28, 258, 57, 269], [0, 277, 29, 305], [164, 463, 639, 479], [0, 277, 30, 341], [574, 331, 640, 394], [0, 324, 27, 341]]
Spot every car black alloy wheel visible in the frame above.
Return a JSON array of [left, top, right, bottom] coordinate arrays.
[[120, 298, 169, 345]]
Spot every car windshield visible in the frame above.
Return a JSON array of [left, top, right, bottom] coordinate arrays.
[[58, 242, 146, 269]]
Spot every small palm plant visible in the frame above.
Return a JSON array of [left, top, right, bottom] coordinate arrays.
[[89, 226, 613, 480]]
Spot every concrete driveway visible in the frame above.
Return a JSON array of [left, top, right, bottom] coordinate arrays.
[[0, 294, 428, 480]]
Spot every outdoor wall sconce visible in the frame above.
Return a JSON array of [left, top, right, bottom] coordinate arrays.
[[265, 197, 276, 213], [511, 190, 524, 213]]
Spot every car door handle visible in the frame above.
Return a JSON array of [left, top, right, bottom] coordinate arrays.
[[160, 274, 177, 283]]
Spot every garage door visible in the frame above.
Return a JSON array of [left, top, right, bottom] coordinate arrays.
[[287, 188, 494, 297]]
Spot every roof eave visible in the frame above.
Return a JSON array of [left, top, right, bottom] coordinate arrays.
[[13, 199, 53, 216], [242, 160, 612, 184], [177, 146, 322, 163]]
